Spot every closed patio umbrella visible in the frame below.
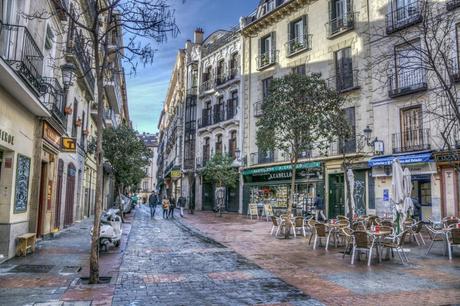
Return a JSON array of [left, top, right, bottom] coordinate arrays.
[[347, 168, 355, 217], [391, 159, 405, 232], [403, 167, 414, 225]]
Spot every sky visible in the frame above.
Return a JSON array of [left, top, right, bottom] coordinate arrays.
[[126, 0, 259, 134]]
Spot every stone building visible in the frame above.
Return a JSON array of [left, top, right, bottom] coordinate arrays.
[[138, 133, 159, 203]]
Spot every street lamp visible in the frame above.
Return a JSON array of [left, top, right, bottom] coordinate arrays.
[[232, 149, 246, 167], [363, 125, 384, 154], [61, 63, 76, 90]]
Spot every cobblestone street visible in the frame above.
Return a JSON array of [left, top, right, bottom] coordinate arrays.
[[113, 206, 320, 305]]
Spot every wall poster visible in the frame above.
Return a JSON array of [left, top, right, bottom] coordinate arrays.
[[14, 154, 31, 213]]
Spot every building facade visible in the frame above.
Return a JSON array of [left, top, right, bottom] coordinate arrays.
[[138, 133, 159, 202]]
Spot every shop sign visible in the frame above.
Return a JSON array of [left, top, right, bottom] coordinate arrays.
[[368, 152, 432, 167], [43, 122, 61, 149], [267, 170, 317, 181], [0, 128, 14, 146], [372, 162, 436, 177], [243, 161, 321, 176], [62, 137, 77, 152], [171, 169, 181, 179], [383, 189, 389, 202]]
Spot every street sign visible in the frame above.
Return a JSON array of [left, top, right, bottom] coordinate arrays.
[[62, 137, 77, 152]]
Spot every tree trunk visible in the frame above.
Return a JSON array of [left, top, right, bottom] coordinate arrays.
[[286, 156, 298, 239], [89, 26, 104, 285], [344, 165, 354, 222]]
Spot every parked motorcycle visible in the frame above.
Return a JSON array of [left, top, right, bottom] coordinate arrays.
[[90, 208, 122, 252]]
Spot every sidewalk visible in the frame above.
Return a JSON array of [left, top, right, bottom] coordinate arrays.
[[0, 212, 134, 306], [179, 211, 460, 306]]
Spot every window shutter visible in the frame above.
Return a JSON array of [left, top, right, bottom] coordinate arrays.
[[287, 21, 291, 42], [258, 37, 262, 56], [328, 0, 333, 20], [271, 31, 276, 53], [302, 15, 308, 35]]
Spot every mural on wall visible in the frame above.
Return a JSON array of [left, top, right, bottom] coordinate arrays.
[[353, 171, 366, 215], [14, 154, 31, 213]]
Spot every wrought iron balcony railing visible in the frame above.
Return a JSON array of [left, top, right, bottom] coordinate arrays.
[[186, 86, 198, 96], [0, 21, 44, 95], [447, 0, 460, 10], [326, 13, 355, 38], [250, 151, 275, 165], [198, 110, 213, 128], [389, 69, 427, 98], [67, 25, 95, 94], [328, 69, 360, 93], [226, 101, 238, 120], [199, 79, 215, 93], [40, 77, 66, 126], [285, 34, 312, 56], [392, 128, 430, 154], [386, 0, 422, 34], [257, 50, 279, 70], [213, 108, 225, 124]]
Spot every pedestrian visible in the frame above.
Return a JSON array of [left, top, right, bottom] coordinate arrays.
[[314, 194, 327, 221], [162, 196, 170, 219], [148, 191, 158, 218], [131, 193, 139, 209], [189, 197, 195, 215], [168, 197, 176, 219], [178, 195, 186, 217]]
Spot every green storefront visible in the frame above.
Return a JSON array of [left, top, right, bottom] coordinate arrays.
[[242, 162, 324, 216]]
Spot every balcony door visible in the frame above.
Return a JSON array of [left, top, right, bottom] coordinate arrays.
[[396, 43, 423, 89], [395, 0, 417, 22], [335, 47, 353, 90], [401, 106, 422, 151]]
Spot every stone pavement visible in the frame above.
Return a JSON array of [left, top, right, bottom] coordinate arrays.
[[113, 205, 321, 306], [0, 213, 133, 306], [180, 211, 460, 306]]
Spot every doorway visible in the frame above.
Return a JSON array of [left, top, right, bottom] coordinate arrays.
[[227, 183, 239, 212], [55, 159, 64, 229], [328, 174, 345, 218], [202, 183, 214, 211], [64, 163, 76, 227], [37, 162, 48, 237]]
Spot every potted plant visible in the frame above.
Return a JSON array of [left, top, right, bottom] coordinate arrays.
[[75, 118, 82, 127], [64, 106, 73, 115]]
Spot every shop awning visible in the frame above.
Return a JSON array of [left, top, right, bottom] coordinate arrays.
[[242, 161, 321, 176], [368, 152, 433, 167]]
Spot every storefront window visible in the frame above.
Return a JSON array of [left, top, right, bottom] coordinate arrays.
[[420, 182, 431, 206]]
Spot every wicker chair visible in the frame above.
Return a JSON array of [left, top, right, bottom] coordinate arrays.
[[337, 215, 348, 221], [341, 227, 353, 259], [447, 227, 460, 260], [270, 216, 281, 236], [293, 216, 307, 237], [351, 230, 376, 266], [443, 217, 459, 228], [352, 221, 366, 231], [408, 221, 425, 246], [313, 223, 328, 250], [426, 224, 447, 256], [378, 220, 394, 228], [381, 230, 410, 263], [307, 219, 317, 245], [366, 215, 379, 229]]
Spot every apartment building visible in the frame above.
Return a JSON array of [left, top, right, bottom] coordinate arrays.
[[138, 133, 159, 202], [0, 0, 128, 259]]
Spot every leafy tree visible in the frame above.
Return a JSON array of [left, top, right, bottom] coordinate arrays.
[[202, 154, 239, 216], [103, 125, 151, 194], [256, 73, 346, 236]]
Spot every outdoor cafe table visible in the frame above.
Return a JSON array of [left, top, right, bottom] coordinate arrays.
[[367, 229, 393, 262], [326, 221, 348, 249]]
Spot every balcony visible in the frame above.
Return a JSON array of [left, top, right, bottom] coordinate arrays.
[[199, 79, 215, 94], [254, 101, 264, 117], [285, 34, 312, 57], [198, 105, 238, 129], [104, 72, 122, 114], [104, 109, 117, 128], [386, 1, 422, 34], [250, 151, 275, 165], [196, 156, 209, 168], [213, 108, 225, 125], [187, 86, 198, 96], [66, 25, 95, 96], [198, 110, 212, 128], [447, 0, 460, 10], [216, 68, 240, 88], [257, 50, 279, 70], [226, 101, 238, 120], [328, 69, 360, 93], [51, 0, 68, 20], [90, 102, 98, 120], [389, 69, 427, 98], [40, 77, 66, 130], [328, 138, 357, 156], [326, 13, 355, 38], [392, 128, 430, 154]]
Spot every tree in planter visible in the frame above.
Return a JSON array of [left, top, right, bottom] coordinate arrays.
[[256, 73, 346, 237], [103, 125, 151, 196], [31, 0, 179, 284], [201, 154, 239, 216]]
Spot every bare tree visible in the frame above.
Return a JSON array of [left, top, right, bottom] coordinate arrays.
[[29, 0, 179, 284]]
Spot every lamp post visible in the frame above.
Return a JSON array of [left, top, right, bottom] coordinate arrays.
[[363, 125, 384, 154], [61, 63, 76, 129]]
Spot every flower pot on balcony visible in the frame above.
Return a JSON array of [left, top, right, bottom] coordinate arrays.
[[75, 118, 82, 127], [64, 106, 73, 115]]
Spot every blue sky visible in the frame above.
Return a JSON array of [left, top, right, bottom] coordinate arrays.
[[126, 0, 259, 133]]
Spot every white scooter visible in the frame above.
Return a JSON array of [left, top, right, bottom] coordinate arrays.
[[90, 208, 122, 252]]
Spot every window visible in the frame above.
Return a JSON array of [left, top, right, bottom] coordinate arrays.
[[399, 106, 425, 152], [335, 47, 354, 90], [339, 107, 356, 154], [287, 16, 308, 55], [230, 53, 239, 78], [216, 59, 225, 85], [203, 138, 210, 162], [262, 77, 273, 99], [214, 97, 224, 123], [229, 131, 237, 159], [191, 69, 198, 88], [215, 134, 223, 156], [328, 0, 354, 36], [227, 91, 238, 120], [292, 64, 306, 75], [258, 33, 276, 69]]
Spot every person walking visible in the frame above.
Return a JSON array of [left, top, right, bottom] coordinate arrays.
[[314, 194, 327, 221], [162, 196, 170, 219], [178, 195, 186, 217], [148, 191, 158, 218], [168, 197, 176, 219]]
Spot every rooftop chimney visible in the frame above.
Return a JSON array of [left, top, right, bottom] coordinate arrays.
[[194, 28, 204, 45]]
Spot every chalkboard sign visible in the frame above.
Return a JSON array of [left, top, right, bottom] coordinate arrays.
[[248, 203, 258, 219], [264, 204, 273, 217], [14, 154, 31, 213]]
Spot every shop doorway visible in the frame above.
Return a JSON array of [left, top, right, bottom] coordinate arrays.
[[227, 184, 239, 212], [55, 159, 64, 229], [202, 183, 214, 211], [37, 162, 48, 237], [328, 174, 345, 218], [411, 174, 432, 221], [64, 163, 76, 227]]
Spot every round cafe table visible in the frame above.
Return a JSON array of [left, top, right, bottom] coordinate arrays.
[[367, 229, 393, 262]]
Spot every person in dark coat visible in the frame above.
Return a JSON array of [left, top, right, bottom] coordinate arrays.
[[148, 191, 158, 218], [168, 197, 176, 219], [314, 194, 327, 221], [178, 195, 186, 217]]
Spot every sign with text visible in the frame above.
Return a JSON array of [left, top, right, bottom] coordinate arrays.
[[62, 137, 77, 152], [0, 128, 14, 146], [43, 122, 61, 149], [170, 169, 181, 179]]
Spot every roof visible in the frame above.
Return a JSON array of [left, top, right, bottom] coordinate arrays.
[[138, 133, 159, 147]]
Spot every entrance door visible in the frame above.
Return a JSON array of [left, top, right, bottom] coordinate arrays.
[[55, 159, 64, 229], [64, 163, 76, 227], [329, 174, 345, 218], [227, 183, 239, 212], [37, 162, 47, 237], [202, 183, 214, 211]]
